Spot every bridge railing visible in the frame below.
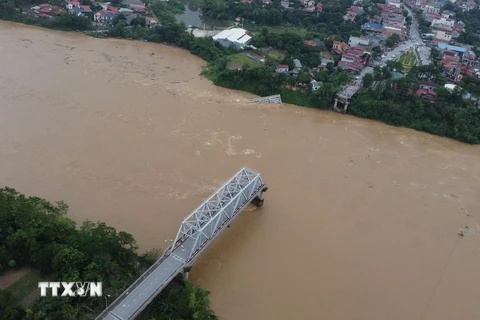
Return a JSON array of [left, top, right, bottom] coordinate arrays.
[[95, 167, 267, 320], [128, 263, 184, 320], [95, 244, 175, 320], [168, 167, 264, 261], [187, 181, 265, 264]]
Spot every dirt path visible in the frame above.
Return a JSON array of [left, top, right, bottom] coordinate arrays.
[[21, 288, 41, 307], [0, 267, 32, 290]]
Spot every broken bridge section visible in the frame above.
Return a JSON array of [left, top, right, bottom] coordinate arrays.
[[334, 84, 360, 113], [249, 94, 282, 104], [96, 167, 268, 320]]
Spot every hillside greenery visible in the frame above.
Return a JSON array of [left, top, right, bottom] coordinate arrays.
[[0, 187, 216, 320], [351, 63, 480, 144]]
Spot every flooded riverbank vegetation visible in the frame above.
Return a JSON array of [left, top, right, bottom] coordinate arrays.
[[0, 188, 216, 320], [1, 0, 480, 144], [351, 70, 480, 144]]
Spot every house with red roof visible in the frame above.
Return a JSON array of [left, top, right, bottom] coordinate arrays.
[[344, 11, 357, 22], [80, 5, 92, 14], [30, 3, 54, 17], [94, 9, 117, 24], [416, 88, 437, 100], [332, 40, 349, 54], [303, 4, 315, 12], [276, 65, 289, 73], [146, 17, 159, 28], [419, 81, 439, 90], [319, 51, 335, 67], [337, 46, 367, 73]]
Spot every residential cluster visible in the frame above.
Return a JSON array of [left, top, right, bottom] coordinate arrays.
[[25, 0, 159, 28], [361, 1, 409, 42], [213, 1, 415, 90], [404, 0, 480, 82]]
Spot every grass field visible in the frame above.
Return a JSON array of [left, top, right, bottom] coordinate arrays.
[[266, 49, 286, 61], [247, 24, 308, 37], [5, 270, 42, 304], [228, 53, 262, 67]]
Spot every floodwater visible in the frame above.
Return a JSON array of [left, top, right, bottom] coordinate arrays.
[[1, 21, 480, 320]]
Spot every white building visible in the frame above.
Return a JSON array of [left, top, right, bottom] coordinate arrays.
[[311, 80, 321, 91], [431, 17, 455, 27], [424, 4, 441, 14], [212, 28, 252, 49], [348, 36, 370, 47], [434, 30, 452, 42], [276, 65, 289, 73], [386, 0, 401, 8]]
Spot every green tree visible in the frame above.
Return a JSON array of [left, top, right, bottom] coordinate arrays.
[[386, 34, 401, 47], [371, 46, 382, 59], [362, 73, 374, 87], [0, 290, 25, 320]]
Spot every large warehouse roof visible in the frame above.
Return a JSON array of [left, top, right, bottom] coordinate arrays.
[[212, 28, 252, 44]]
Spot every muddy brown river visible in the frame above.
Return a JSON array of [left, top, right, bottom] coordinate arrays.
[[1, 21, 480, 320]]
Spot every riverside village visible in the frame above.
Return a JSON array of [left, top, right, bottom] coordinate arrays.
[[25, 0, 480, 111]]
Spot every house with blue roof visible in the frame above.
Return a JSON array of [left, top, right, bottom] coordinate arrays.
[[362, 22, 383, 32], [437, 43, 475, 56]]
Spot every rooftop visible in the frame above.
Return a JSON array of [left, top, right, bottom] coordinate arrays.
[[212, 28, 252, 45], [437, 43, 475, 56]]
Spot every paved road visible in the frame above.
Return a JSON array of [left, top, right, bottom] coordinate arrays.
[[102, 251, 184, 319], [98, 169, 266, 320], [337, 8, 431, 100], [404, 6, 432, 66]]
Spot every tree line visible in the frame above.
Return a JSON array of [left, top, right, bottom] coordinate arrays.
[[2, 0, 479, 145], [0, 187, 216, 320], [0, 0, 93, 31], [198, 0, 362, 41], [350, 63, 480, 144]]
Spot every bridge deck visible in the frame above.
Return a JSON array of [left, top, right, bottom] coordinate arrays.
[[249, 94, 282, 104], [96, 167, 266, 320], [337, 84, 360, 100]]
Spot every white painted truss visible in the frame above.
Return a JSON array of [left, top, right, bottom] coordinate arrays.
[[97, 167, 267, 320], [168, 167, 267, 263]]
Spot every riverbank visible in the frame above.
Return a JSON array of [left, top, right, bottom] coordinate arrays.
[[0, 187, 216, 319], [2, 12, 480, 143], [1, 22, 480, 320]]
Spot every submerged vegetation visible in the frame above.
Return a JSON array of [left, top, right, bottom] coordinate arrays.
[[0, 187, 216, 319]]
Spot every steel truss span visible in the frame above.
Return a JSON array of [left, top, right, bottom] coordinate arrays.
[[96, 167, 267, 320], [169, 167, 267, 264]]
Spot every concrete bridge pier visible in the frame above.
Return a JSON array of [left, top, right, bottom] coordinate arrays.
[[251, 187, 268, 207], [183, 266, 192, 281], [173, 266, 192, 287], [333, 97, 349, 114]]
